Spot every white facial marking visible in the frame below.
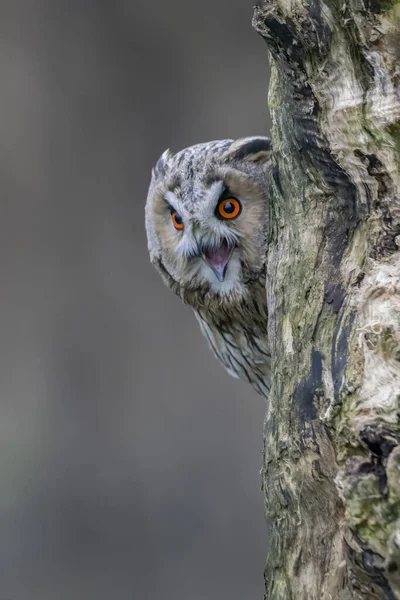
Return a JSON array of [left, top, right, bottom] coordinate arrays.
[[196, 180, 225, 219], [164, 191, 188, 218]]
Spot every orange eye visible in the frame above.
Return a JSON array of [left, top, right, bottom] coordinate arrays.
[[171, 210, 184, 230], [217, 198, 241, 220]]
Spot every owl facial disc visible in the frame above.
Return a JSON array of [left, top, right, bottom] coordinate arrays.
[[202, 239, 235, 282]]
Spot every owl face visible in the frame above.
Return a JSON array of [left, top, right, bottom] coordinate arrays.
[[145, 137, 271, 307]]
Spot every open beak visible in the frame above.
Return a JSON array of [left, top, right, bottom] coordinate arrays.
[[201, 239, 235, 282]]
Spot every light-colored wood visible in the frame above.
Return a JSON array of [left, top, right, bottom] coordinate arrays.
[[253, 0, 400, 596]]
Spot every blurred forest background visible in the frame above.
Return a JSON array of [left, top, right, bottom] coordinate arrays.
[[0, 2, 271, 599]]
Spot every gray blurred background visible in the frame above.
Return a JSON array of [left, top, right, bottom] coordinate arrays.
[[0, 2, 271, 599]]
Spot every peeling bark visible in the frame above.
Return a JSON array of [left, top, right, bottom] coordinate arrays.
[[252, 0, 400, 597]]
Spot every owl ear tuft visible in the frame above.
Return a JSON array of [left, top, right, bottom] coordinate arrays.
[[152, 148, 173, 178], [223, 136, 272, 164]]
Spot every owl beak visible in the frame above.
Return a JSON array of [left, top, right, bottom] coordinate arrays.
[[201, 240, 235, 282]]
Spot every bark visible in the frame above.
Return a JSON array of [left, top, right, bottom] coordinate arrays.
[[252, 0, 400, 597]]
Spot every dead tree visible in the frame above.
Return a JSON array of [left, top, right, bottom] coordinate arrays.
[[252, 0, 400, 597]]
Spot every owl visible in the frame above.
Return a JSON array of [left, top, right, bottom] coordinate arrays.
[[145, 137, 271, 397]]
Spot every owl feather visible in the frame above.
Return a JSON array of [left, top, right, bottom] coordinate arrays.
[[145, 137, 272, 397]]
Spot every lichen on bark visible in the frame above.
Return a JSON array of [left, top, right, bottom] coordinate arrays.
[[252, 0, 400, 596]]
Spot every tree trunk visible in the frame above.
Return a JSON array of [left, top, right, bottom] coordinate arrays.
[[252, 0, 400, 597]]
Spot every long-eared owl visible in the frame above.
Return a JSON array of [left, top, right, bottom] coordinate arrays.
[[145, 137, 271, 398]]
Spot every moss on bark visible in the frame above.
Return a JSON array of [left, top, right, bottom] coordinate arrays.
[[253, 0, 400, 596]]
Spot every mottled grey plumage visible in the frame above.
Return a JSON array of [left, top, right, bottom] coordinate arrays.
[[145, 137, 271, 397]]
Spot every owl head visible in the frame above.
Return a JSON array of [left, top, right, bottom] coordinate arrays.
[[145, 137, 271, 309]]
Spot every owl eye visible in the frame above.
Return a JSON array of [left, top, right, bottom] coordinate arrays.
[[171, 210, 184, 230], [217, 198, 241, 220]]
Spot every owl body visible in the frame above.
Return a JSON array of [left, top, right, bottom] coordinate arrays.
[[194, 284, 270, 397], [145, 137, 271, 397]]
